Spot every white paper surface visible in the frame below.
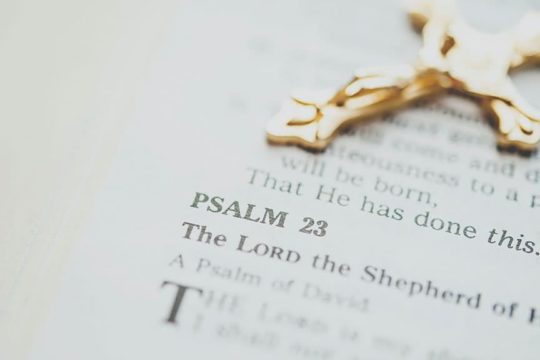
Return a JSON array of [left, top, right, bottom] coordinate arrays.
[[3, 0, 540, 359]]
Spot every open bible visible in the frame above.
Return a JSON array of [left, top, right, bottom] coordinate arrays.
[[1, 0, 540, 359]]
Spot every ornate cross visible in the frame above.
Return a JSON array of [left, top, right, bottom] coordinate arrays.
[[266, 0, 540, 152]]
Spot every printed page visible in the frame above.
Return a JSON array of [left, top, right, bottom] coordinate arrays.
[[25, 0, 540, 359]]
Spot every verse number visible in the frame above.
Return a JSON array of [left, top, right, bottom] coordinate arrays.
[[299, 217, 328, 237]]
